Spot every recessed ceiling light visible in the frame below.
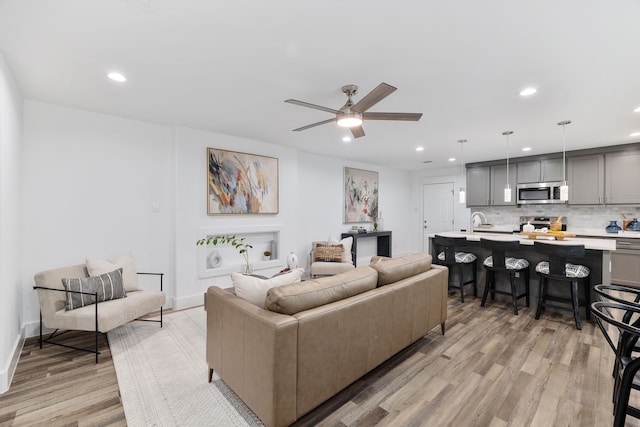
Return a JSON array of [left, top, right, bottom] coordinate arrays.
[[448, 157, 456, 162], [522, 147, 532, 152], [634, 106, 640, 113], [519, 87, 537, 97], [630, 132, 640, 137], [415, 146, 424, 152], [342, 136, 352, 143], [108, 72, 127, 82]]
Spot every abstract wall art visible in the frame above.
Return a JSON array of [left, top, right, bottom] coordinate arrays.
[[344, 167, 378, 223], [207, 148, 279, 215]]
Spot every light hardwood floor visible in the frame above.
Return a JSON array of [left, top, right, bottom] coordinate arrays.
[[1, 295, 638, 426]]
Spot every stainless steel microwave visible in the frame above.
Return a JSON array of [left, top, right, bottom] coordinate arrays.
[[516, 182, 566, 204]]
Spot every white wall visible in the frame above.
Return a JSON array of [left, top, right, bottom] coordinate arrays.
[[297, 151, 416, 264], [173, 126, 300, 308], [0, 53, 23, 393], [22, 101, 175, 334]]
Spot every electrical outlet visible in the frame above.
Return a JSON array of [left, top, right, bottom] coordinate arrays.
[[152, 202, 160, 212]]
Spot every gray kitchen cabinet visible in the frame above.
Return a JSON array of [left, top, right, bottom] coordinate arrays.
[[466, 166, 490, 206], [490, 164, 517, 206], [517, 158, 564, 183], [605, 151, 640, 204], [567, 154, 604, 204]]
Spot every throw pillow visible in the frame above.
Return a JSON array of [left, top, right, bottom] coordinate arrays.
[[328, 235, 353, 264], [232, 267, 305, 307], [314, 243, 343, 263], [62, 268, 126, 310], [86, 252, 140, 292]]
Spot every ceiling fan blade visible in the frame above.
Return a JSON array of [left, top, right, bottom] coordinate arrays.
[[285, 99, 340, 114], [292, 118, 336, 132], [363, 112, 423, 121], [351, 126, 365, 138], [351, 83, 397, 113]]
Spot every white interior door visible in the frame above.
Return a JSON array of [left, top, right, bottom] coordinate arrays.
[[423, 182, 454, 252]]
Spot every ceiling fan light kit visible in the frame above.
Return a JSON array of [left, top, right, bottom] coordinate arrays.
[[337, 112, 363, 128], [285, 82, 422, 138]]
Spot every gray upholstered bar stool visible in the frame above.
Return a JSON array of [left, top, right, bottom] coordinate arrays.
[[433, 235, 477, 303], [534, 241, 591, 330], [479, 238, 530, 315]]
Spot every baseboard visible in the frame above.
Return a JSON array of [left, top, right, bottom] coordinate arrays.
[[0, 325, 25, 394], [174, 294, 206, 310]]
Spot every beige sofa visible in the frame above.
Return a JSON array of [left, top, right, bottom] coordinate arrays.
[[205, 252, 448, 427]]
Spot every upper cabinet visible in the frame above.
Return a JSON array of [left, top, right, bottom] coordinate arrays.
[[517, 158, 564, 183], [490, 164, 517, 206], [466, 166, 490, 207], [605, 151, 640, 204], [567, 154, 604, 205], [465, 164, 516, 207]]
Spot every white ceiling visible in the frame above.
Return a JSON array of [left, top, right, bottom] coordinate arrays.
[[1, 0, 640, 171]]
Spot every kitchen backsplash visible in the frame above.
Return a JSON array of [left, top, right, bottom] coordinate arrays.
[[480, 205, 640, 230]]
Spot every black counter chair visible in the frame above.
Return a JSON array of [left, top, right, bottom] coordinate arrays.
[[594, 284, 640, 381], [433, 235, 477, 303], [591, 300, 640, 427], [479, 238, 530, 315], [534, 242, 591, 329]]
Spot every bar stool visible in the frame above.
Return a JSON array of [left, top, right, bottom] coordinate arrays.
[[433, 235, 477, 303], [479, 238, 530, 315], [534, 242, 591, 329]]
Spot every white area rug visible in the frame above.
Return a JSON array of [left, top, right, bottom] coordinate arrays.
[[107, 308, 263, 426]]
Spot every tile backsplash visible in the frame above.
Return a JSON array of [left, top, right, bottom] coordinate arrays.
[[480, 205, 640, 230]]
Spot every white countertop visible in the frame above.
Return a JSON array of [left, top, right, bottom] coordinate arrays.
[[471, 225, 640, 239], [432, 231, 617, 251]]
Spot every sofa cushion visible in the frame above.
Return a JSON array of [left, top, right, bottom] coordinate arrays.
[[86, 252, 140, 292], [265, 266, 378, 315], [371, 252, 432, 287], [62, 268, 126, 310], [232, 268, 305, 307]]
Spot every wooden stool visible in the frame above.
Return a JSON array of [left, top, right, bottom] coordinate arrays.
[[534, 242, 591, 330], [479, 238, 530, 315], [433, 235, 477, 303]]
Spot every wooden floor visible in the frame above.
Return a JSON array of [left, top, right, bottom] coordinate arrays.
[[1, 295, 638, 427]]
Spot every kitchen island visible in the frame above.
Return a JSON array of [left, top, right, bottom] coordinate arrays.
[[428, 232, 616, 319]]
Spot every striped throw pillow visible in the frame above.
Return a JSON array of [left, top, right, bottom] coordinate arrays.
[[314, 244, 344, 263], [62, 268, 126, 310]]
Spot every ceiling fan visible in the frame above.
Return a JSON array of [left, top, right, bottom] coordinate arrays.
[[285, 82, 422, 138]]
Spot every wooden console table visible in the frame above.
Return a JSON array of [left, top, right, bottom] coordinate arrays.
[[341, 231, 392, 266]]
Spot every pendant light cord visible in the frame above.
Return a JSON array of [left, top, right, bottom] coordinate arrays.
[[562, 123, 566, 183]]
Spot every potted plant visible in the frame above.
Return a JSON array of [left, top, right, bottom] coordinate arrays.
[[196, 235, 253, 274]]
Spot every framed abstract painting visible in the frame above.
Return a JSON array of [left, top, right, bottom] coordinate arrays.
[[344, 167, 378, 223], [207, 148, 279, 215]]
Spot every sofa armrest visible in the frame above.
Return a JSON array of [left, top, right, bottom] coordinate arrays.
[[206, 286, 298, 427]]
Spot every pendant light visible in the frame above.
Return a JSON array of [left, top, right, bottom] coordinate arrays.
[[458, 139, 467, 204], [502, 131, 513, 202], [558, 120, 571, 201]]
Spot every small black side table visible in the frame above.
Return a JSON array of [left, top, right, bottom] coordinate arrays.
[[341, 231, 392, 266]]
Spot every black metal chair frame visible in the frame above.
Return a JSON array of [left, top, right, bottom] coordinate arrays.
[[591, 300, 640, 427], [433, 235, 477, 303], [479, 238, 530, 315], [534, 242, 590, 330], [33, 271, 164, 363], [594, 284, 640, 395]]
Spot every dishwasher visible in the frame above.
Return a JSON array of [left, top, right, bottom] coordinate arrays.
[[611, 238, 640, 287]]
